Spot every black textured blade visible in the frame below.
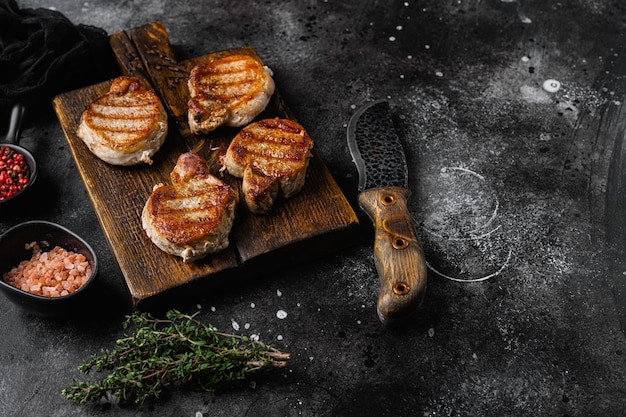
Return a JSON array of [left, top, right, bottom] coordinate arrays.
[[347, 100, 408, 191]]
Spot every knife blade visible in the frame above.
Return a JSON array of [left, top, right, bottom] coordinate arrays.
[[347, 99, 427, 323]]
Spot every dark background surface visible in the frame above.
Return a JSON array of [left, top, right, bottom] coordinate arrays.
[[1, 1, 626, 416]]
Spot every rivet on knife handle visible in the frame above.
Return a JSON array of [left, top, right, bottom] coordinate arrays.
[[358, 186, 427, 323]]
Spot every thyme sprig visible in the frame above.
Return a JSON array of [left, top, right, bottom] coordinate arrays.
[[62, 310, 289, 405]]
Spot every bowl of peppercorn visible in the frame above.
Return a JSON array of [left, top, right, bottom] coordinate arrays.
[[0, 104, 37, 205], [0, 144, 36, 202]]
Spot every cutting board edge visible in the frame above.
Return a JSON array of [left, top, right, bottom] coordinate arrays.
[[134, 219, 361, 311]]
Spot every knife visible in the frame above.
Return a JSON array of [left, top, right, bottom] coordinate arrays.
[[347, 100, 428, 324]]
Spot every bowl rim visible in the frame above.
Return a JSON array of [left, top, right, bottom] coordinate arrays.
[[0, 220, 98, 301]]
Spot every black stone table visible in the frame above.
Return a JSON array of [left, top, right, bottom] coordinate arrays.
[[1, 1, 625, 416]]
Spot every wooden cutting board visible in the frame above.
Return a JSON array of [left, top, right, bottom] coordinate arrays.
[[52, 22, 359, 309]]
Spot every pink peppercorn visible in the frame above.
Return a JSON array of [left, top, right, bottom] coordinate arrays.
[[0, 146, 30, 200]]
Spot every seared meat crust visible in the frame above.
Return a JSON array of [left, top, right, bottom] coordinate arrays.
[[222, 118, 314, 214], [142, 152, 238, 261], [77, 76, 168, 165], [187, 54, 274, 134]]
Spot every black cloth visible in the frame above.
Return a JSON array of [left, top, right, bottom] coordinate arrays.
[[0, 0, 117, 109]]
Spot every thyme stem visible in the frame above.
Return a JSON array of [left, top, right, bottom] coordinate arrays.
[[62, 310, 290, 405]]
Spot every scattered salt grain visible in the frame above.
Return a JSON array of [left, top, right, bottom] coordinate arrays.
[[542, 79, 561, 93], [244, 323, 250, 329], [276, 310, 288, 319], [389, 36, 396, 42], [277, 335, 284, 341], [276, 289, 282, 297], [428, 327, 435, 337], [250, 302, 255, 308], [231, 319, 240, 331]]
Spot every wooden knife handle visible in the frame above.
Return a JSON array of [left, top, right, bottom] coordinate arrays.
[[358, 186, 428, 323]]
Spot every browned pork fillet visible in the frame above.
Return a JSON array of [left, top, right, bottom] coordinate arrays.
[[187, 54, 275, 134], [142, 152, 238, 262], [221, 118, 314, 214], [77, 76, 168, 165]]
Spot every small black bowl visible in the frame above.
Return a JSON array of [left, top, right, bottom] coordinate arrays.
[[0, 103, 38, 206], [0, 221, 98, 317]]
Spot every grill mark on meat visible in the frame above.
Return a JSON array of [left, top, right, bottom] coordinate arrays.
[[142, 153, 238, 257], [85, 119, 157, 150], [88, 116, 154, 131], [146, 181, 234, 245], [236, 133, 307, 155], [232, 144, 305, 169], [231, 120, 312, 174], [94, 94, 157, 105], [222, 118, 314, 213], [192, 58, 260, 87], [191, 79, 261, 105], [187, 54, 275, 134], [150, 215, 220, 243], [90, 103, 158, 118], [193, 71, 258, 90], [77, 76, 168, 164]]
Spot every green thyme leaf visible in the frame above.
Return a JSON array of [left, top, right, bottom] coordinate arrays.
[[62, 310, 289, 405]]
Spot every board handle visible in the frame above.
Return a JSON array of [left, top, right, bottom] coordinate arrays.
[[109, 30, 151, 82]]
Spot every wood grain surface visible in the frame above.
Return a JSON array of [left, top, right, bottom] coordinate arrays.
[[52, 22, 359, 309]]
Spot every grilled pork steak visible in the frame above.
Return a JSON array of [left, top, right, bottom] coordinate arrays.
[[187, 54, 275, 134], [142, 152, 238, 262], [221, 118, 314, 214], [77, 76, 168, 165]]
